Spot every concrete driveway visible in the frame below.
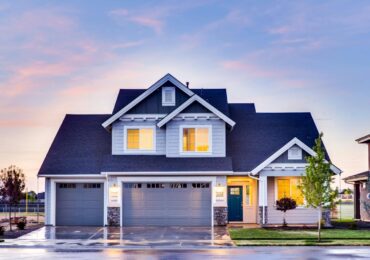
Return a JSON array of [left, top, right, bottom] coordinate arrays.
[[0, 226, 233, 248]]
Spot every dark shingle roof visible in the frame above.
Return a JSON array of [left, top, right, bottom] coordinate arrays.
[[112, 88, 230, 116], [38, 89, 329, 176], [343, 171, 369, 181], [227, 105, 325, 172]]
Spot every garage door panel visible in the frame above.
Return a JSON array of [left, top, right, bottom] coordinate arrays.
[[56, 183, 104, 226], [122, 182, 211, 226]]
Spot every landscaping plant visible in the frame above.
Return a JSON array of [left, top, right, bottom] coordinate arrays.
[[16, 220, 26, 230], [0, 226, 4, 236], [298, 133, 338, 241], [276, 197, 297, 227], [0, 165, 26, 231]]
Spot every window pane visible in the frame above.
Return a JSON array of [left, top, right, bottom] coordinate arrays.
[[291, 178, 304, 205], [277, 179, 290, 199], [245, 185, 250, 205], [183, 128, 195, 151], [127, 129, 139, 149], [196, 128, 209, 152], [164, 90, 173, 102], [139, 128, 153, 150]]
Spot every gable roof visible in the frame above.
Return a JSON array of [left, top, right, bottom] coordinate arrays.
[[38, 115, 233, 176], [356, 134, 370, 144], [227, 107, 335, 172], [102, 74, 193, 129], [250, 137, 341, 174], [343, 171, 369, 182], [157, 95, 236, 128]]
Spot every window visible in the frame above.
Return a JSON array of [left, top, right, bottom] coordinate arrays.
[[83, 183, 101, 189], [192, 183, 210, 188], [229, 187, 240, 195], [288, 146, 302, 160], [276, 177, 304, 206], [170, 183, 187, 189], [147, 183, 165, 188], [162, 87, 175, 106], [125, 127, 155, 151], [59, 183, 76, 189], [245, 185, 251, 206], [123, 183, 142, 189], [181, 126, 211, 153]]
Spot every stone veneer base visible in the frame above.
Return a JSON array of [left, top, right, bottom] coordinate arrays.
[[107, 207, 120, 226], [214, 206, 228, 226]]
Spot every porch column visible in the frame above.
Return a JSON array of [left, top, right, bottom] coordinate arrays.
[[258, 175, 268, 225]]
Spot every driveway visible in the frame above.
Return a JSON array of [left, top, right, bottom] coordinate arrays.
[[0, 226, 233, 248]]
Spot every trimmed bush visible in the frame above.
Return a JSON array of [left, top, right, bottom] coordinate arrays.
[[16, 220, 26, 230], [276, 197, 297, 227], [0, 226, 4, 236]]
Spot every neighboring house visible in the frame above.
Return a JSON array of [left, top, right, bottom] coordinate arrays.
[[343, 134, 370, 221], [38, 74, 341, 227]]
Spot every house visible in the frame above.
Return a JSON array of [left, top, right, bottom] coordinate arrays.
[[38, 74, 341, 227], [343, 134, 370, 221]]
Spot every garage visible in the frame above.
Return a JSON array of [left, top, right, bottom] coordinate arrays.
[[56, 183, 104, 226], [122, 182, 212, 226]]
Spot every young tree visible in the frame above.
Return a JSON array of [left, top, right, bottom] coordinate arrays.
[[276, 197, 297, 227], [299, 133, 337, 241], [0, 165, 26, 231]]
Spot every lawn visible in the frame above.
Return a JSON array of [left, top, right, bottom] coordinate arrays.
[[229, 228, 370, 246]]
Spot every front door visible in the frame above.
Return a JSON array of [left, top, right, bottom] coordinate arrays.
[[228, 186, 243, 221]]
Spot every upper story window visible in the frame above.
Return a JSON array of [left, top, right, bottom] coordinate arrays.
[[162, 87, 175, 106], [288, 146, 302, 160], [124, 126, 155, 152], [181, 125, 212, 154]]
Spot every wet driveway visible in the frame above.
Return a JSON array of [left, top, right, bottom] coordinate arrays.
[[1, 226, 233, 248]]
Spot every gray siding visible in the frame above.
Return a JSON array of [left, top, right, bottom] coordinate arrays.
[[112, 120, 166, 155], [267, 176, 318, 224], [166, 119, 226, 157], [272, 145, 309, 163], [45, 178, 51, 225]]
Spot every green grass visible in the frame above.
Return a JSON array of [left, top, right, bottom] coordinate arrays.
[[229, 228, 370, 246], [332, 218, 355, 223]]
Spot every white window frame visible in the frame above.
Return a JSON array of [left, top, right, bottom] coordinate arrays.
[[162, 87, 176, 106], [288, 146, 302, 160], [179, 125, 212, 155], [274, 177, 305, 207], [123, 125, 156, 154]]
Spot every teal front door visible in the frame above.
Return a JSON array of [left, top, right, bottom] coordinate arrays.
[[228, 186, 243, 221]]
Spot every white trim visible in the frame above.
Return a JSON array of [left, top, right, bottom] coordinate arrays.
[[116, 176, 217, 227], [264, 163, 308, 171], [39, 174, 105, 178], [250, 137, 342, 175], [50, 178, 107, 226], [162, 86, 176, 106], [157, 95, 236, 128], [101, 171, 233, 175], [120, 114, 166, 122], [179, 125, 213, 156], [102, 74, 193, 129], [123, 125, 156, 154]]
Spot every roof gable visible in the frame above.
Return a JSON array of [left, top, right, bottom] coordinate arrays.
[[102, 74, 194, 129], [157, 95, 236, 128], [250, 137, 341, 175]]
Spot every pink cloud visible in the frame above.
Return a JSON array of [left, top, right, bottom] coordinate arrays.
[[129, 16, 163, 34], [222, 60, 281, 78]]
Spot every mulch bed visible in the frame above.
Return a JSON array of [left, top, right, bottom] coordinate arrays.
[[0, 224, 44, 239]]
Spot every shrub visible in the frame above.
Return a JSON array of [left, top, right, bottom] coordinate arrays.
[[0, 226, 4, 236], [16, 220, 26, 230], [276, 197, 297, 227]]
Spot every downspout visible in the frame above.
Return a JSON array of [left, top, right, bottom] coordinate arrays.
[[248, 172, 265, 225]]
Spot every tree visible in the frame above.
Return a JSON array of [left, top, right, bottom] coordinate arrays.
[[0, 165, 26, 231], [298, 133, 337, 241], [276, 197, 297, 227]]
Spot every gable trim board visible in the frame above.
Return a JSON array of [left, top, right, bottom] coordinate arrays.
[[250, 137, 342, 175], [157, 95, 236, 128], [102, 74, 193, 129]]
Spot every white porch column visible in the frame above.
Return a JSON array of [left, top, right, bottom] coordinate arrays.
[[258, 175, 268, 224]]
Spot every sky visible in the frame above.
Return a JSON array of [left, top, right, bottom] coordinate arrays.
[[0, 1, 369, 192]]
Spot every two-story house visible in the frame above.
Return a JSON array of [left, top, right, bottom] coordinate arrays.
[[38, 74, 341, 227]]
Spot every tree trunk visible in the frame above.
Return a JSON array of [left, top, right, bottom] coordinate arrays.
[[318, 206, 322, 242], [8, 205, 12, 232]]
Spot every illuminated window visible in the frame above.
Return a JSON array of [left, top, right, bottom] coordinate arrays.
[[125, 127, 154, 151], [276, 178, 304, 206], [182, 126, 210, 153], [245, 185, 251, 206]]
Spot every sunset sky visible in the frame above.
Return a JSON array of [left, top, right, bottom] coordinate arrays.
[[0, 1, 369, 192]]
